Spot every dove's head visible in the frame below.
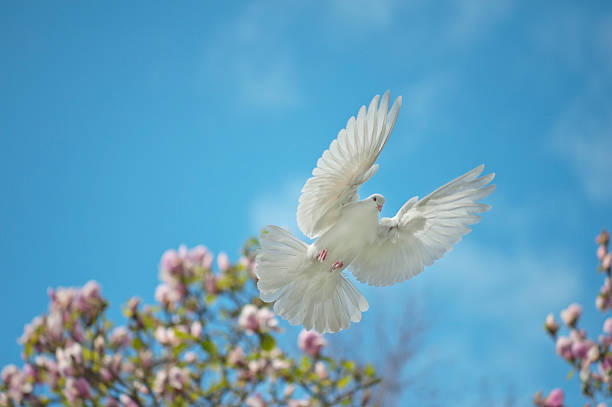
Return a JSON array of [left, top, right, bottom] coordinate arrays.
[[367, 194, 385, 212]]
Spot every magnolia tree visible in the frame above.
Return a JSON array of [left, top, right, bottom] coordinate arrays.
[[0, 239, 380, 407], [534, 230, 612, 407]]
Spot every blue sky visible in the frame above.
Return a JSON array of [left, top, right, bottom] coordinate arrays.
[[1, 1, 612, 405]]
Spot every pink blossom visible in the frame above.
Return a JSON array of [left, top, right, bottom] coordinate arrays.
[[203, 253, 213, 269], [63, 377, 91, 403], [596, 230, 610, 245], [110, 326, 130, 348], [190, 321, 202, 337], [18, 316, 43, 345], [597, 403, 607, 407], [597, 295, 607, 311], [168, 366, 190, 390], [139, 350, 153, 369], [545, 313, 559, 335], [45, 310, 64, 340], [104, 397, 119, 407], [204, 273, 218, 294], [315, 361, 328, 379], [560, 303, 582, 326], [155, 284, 182, 308], [545, 388, 564, 407], [227, 346, 246, 366], [298, 329, 327, 357], [289, 400, 311, 407], [152, 370, 168, 395], [1, 365, 18, 384], [604, 253, 612, 270], [598, 245, 607, 260], [246, 393, 266, 407], [571, 340, 590, 360], [161, 249, 182, 278], [119, 394, 139, 407], [603, 318, 612, 335], [217, 252, 230, 272], [186, 245, 208, 265], [239, 305, 260, 334], [154, 327, 180, 346], [555, 336, 573, 360], [127, 297, 140, 314], [257, 307, 280, 332]]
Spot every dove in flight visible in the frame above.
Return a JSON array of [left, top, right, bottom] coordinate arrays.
[[255, 91, 495, 333]]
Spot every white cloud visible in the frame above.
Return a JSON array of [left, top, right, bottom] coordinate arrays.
[[202, 3, 302, 109], [446, 0, 513, 44], [329, 0, 401, 28], [551, 81, 612, 203], [249, 177, 303, 237]]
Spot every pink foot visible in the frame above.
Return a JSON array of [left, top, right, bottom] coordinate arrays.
[[316, 249, 328, 262], [330, 261, 344, 272]]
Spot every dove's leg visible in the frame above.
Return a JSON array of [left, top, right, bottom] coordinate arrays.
[[330, 261, 344, 272], [316, 249, 328, 262]]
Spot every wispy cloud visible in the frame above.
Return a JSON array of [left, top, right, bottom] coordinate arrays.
[[551, 81, 612, 203], [202, 3, 303, 109], [249, 177, 303, 237], [446, 0, 513, 44], [329, 0, 401, 29]]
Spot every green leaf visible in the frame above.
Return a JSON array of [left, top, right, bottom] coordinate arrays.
[[260, 333, 276, 351], [567, 369, 575, 380], [132, 337, 145, 351], [342, 360, 355, 372], [337, 375, 352, 389], [201, 339, 218, 356], [364, 364, 375, 377]]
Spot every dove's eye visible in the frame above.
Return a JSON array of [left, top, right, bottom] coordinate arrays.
[[373, 197, 377, 202]]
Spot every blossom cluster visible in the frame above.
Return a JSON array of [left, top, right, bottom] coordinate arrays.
[[0, 239, 379, 407], [535, 230, 612, 407]]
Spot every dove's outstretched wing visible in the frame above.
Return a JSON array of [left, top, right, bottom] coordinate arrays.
[[297, 92, 402, 239], [350, 165, 495, 286]]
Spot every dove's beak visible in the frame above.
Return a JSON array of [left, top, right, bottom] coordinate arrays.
[[377, 204, 382, 212]]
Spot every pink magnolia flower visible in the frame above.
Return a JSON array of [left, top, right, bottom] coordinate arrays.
[[315, 361, 328, 379], [168, 366, 190, 390], [545, 388, 564, 407], [217, 252, 230, 272], [597, 403, 607, 407], [239, 305, 260, 334], [560, 303, 582, 326], [246, 393, 266, 407], [596, 230, 610, 245], [571, 340, 590, 360], [119, 394, 138, 407], [104, 397, 119, 407], [555, 336, 573, 360], [604, 318, 612, 335], [109, 327, 130, 348], [227, 346, 246, 366], [154, 284, 182, 309], [186, 245, 208, 265], [160, 249, 182, 278], [289, 400, 311, 407], [257, 308, 280, 332], [63, 377, 91, 403], [298, 330, 327, 357], [545, 313, 559, 335], [598, 245, 607, 260], [604, 253, 612, 270], [204, 273, 218, 294], [190, 321, 202, 338]]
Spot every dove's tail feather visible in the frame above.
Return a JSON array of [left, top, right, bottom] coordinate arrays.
[[256, 225, 368, 334]]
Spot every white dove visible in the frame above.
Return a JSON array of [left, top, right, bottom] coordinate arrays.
[[255, 91, 495, 333]]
